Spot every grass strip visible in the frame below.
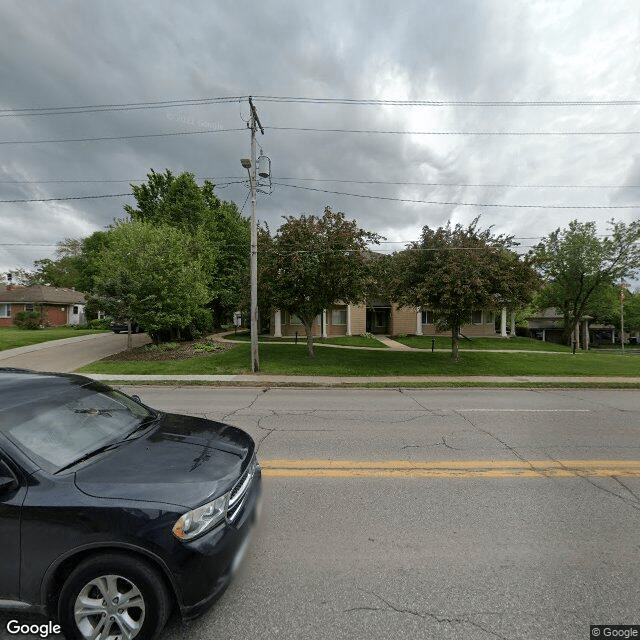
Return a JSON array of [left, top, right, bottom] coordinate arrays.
[[393, 335, 571, 352], [0, 326, 108, 351], [79, 342, 640, 377], [225, 333, 388, 348]]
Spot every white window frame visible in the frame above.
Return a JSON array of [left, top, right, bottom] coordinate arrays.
[[0, 304, 10, 318], [421, 310, 434, 325], [331, 308, 347, 325], [471, 310, 483, 324]]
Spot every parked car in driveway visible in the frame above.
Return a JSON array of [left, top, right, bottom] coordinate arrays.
[[111, 320, 143, 333], [0, 368, 261, 640]]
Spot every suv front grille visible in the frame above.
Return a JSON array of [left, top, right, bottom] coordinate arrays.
[[227, 454, 258, 524]]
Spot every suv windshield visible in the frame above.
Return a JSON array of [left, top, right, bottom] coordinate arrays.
[[0, 386, 153, 473]]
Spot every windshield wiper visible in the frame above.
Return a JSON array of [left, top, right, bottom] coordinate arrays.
[[54, 413, 160, 474], [54, 440, 125, 474], [124, 412, 160, 439]]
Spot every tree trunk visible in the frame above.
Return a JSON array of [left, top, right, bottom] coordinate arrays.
[[451, 326, 460, 362], [304, 321, 316, 359], [127, 320, 133, 350]]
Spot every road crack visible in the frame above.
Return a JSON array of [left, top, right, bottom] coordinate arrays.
[[454, 411, 549, 477], [221, 388, 268, 422], [345, 590, 509, 640], [545, 454, 640, 512]]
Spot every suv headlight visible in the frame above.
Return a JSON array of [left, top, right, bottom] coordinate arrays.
[[172, 493, 229, 540]]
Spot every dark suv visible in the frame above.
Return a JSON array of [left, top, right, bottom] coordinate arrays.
[[0, 369, 261, 640]]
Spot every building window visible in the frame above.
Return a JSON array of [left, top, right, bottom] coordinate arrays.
[[25, 303, 34, 311], [472, 310, 483, 324], [0, 304, 10, 318], [331, 308, 347, 325], [289, 313, 303, 325], [485, 311, 494, 324], [421, 310, 434, 324], [73, 306, 79, 315]]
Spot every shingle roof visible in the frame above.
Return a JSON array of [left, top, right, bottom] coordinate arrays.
[[0, 285, 86, 304]]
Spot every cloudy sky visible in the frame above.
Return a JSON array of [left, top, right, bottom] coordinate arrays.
[[1, 0, 639, 277]]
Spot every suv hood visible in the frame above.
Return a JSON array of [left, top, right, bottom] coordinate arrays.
[[74, 413, 254, 508]]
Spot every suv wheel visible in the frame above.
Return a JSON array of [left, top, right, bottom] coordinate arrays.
[[58, 553, 171, 640]]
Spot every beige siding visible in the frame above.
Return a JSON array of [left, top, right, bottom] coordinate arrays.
[[274, 305, 367, 337], [271, 305, 497, 338], [350, 304, 367, 335], [418, 309, 497, 337], [390, 305, 417, 335]]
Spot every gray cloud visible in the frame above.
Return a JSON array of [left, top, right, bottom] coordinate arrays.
[[0, 0, 638, 277]]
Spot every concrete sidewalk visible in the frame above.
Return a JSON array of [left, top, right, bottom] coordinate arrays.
[[2, 333, 639, 386], [0, 332, 151, 372]]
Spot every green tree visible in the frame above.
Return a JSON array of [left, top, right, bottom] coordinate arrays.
[[32, 238, 83, 288], [589, 285, 640, 337], [125, 169, 250, 325], [623, 290, 640, 336], [32, 232, 112, 297], [530, 219, 640, 348], [259, 207, 382, 358], [90, 221, 210, 345], [2, 267, 37, 286], [392, 217, 540, 361]]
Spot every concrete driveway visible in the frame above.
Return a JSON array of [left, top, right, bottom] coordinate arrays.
[[0, 331, 150, 373]]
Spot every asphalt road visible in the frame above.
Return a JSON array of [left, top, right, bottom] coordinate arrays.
[[0, 331, 150, 372], [2, 387, 639, 640]]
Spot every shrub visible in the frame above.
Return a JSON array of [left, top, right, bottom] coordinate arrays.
[[88, 319, 111, 330], [194, 342, 223, 353], [14, 311, 41, 330], [142, 342, 180, 352]]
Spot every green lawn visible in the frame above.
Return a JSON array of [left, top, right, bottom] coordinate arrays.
[[78, 342, 640, 377], [0, 326, 108, 351], [226, 333, 388, 348], [394, 335, 570, 352]]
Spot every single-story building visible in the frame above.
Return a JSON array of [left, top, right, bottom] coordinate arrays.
[[268, 303, 513, 338], [0, 285, 86, 327], [526, 307, 636, 348]]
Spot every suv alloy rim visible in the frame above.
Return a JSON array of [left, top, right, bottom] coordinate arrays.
[[74, 574, 146, 640]]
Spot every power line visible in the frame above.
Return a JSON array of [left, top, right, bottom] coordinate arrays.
[[3, 95, 640, 117], [3, 126, 639, 146], [1, 183, 638, 208], [272, 182, 640, 210], [267, 126, 640, 136], [0, 193, 130, 203], [274, 178, 640, 189], [253, 96, 640, 107], [3, 176, 640, 189], [0, 128, 245, 145], [0, 96, 246, 117]]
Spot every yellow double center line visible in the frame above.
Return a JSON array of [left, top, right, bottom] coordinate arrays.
[[260, 459, 640, 479]]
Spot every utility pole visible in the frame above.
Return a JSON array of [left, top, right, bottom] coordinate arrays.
[[246, 97, 264, 372], [621, 285, 625, 355]]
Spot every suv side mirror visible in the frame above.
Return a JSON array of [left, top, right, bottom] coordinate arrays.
[[0, 460, 18, 493]]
